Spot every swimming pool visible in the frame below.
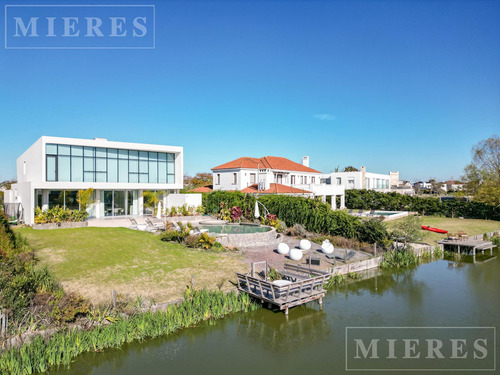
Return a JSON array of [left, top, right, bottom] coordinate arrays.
[[200, 224, 272, 234]]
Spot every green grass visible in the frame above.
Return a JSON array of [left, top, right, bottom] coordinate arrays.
[[15, 227, 246, 304], [386, 216, 500, 244]]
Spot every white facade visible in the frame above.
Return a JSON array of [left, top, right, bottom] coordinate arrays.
[[321, 167, 399, 193], [213, 168, 322, 192], [6, 136, 185, 225], [212, 156, 345, 209]]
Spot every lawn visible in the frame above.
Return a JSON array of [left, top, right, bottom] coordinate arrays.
[[385, 216, 500, 244], [15, 227, 247, 305]]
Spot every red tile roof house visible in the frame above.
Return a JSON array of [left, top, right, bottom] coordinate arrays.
[[211, 156, 345, 209]]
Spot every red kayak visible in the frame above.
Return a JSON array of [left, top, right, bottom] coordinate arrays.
[[421, 225, 448, 234]]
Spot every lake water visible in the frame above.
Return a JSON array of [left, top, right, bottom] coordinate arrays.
[[54, 249, 499, 374]]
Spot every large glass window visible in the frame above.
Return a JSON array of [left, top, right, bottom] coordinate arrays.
[[45, 144, 175, 184], [47, 155, 57, 181]]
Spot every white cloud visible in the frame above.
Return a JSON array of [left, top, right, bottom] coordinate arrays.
[[313, 114, 336, 121]]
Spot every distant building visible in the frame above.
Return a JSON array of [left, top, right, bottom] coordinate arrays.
[[321, 167, 399, 191], [444, 180, 464, 192], [211, 156, 346, 209], [414, 181, 432, 190]]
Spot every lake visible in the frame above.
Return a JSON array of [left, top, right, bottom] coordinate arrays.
[[54, 249, 499, 374]]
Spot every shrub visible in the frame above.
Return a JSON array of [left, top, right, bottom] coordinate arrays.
[[357, 219, 389, 246], [210, 242, 225, 252], [230, 206, 243, 223], [183, 234, 201, 248], [34, 206, 88, 224], [49, 293, 90, 324], [198, 232, 216, 249], [288, 223, 307, 237], [160, 228, 189, 243], [267, 267, 282, 281], [491, 234, 500, 246]]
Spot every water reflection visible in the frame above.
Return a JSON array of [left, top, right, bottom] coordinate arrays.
[[235, 306, 330, 353]]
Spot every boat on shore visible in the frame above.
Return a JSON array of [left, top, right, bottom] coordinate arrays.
[[421, 225, 448, 234]]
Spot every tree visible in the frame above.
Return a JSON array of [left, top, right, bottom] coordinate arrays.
[[390, 215, 423, 249], [343, 166, 359, 172], [76, 188, 95, 211], [463, 135, 500, 206], [0, 179, 17, 190], [184, 173, 212, 189], [143, 190, 166, 215]]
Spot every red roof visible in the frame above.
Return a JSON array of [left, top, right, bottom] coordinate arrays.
[[187, 185, 213, 193], [241, 183, 311, 194], [212, 156, 321, 174]]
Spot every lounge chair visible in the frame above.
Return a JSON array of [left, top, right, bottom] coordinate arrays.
[[347, 209, 353, 214], [354, 209, 364, 216], [145, 218, 166, 231], [129, 218, 138, 230], [190, 227, 209, 235], [367, 209, 376, 217]]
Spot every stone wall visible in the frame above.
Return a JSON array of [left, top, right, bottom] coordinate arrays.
[[32, 222, 88, 230], [329, 256, 383, 275]]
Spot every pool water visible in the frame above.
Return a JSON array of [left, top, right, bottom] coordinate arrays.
[[200, 224, 272, 234]]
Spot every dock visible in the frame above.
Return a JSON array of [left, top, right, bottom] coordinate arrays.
[[437, 238, 495, 262], [236, 262, 330, 315]]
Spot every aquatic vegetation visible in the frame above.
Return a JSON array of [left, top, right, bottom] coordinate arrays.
[[0, 289, 258, 375], [380, 249, 419, 269], [433, 245, 443, 257]]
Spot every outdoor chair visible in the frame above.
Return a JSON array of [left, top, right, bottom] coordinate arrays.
[[129, 218, 138, 230], [145, 218, 166, 231]]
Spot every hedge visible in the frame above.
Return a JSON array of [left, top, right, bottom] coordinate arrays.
[[202, 191, 386, 241], [345, 190, 500, 221]]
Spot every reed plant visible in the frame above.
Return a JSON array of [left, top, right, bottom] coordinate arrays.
[[380, 249, 419, 269], [0, 289, 258, 375]]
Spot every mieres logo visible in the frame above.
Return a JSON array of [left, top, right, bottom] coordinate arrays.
[[346, 327, 496, 371], [5, 5, 155, 49]]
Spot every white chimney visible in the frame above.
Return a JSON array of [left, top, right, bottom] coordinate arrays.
[[302, 156, 309, 167]]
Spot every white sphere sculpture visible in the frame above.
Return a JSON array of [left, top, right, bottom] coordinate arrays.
[[289, 248, 303, 261], [299, 239, 311, 251], [277, 242, 290, 255], [322, 243, 334, 255]]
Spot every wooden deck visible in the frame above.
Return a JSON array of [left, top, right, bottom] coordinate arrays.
[[438, 239, 495, 252], [438, 238, 495, 263], [236, 263, 330, 315]]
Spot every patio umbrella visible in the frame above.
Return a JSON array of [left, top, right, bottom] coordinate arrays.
[[157, 201, 162, 219], [254, 201, 260, 218]]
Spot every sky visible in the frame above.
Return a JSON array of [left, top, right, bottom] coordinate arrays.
[[1, 0, 499, 182]]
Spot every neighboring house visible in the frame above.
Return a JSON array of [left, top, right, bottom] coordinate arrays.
[[444, 180, 464, 192], [211, 156, 345, 209], [321, 167, 399, 193], [4, 136, 192, 225], [414, 181, 432, 190]]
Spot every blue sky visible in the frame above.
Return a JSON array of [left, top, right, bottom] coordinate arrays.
[[1, 0, 499, 182]]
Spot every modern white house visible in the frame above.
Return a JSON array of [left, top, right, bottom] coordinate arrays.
[[320, 167, 400, 192], [211, 156, 346, 209], [4, 136, 194, 225]]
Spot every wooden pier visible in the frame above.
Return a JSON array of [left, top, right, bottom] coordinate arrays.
[[437, 238, 495, 262], [236, 262, 330, 315]]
